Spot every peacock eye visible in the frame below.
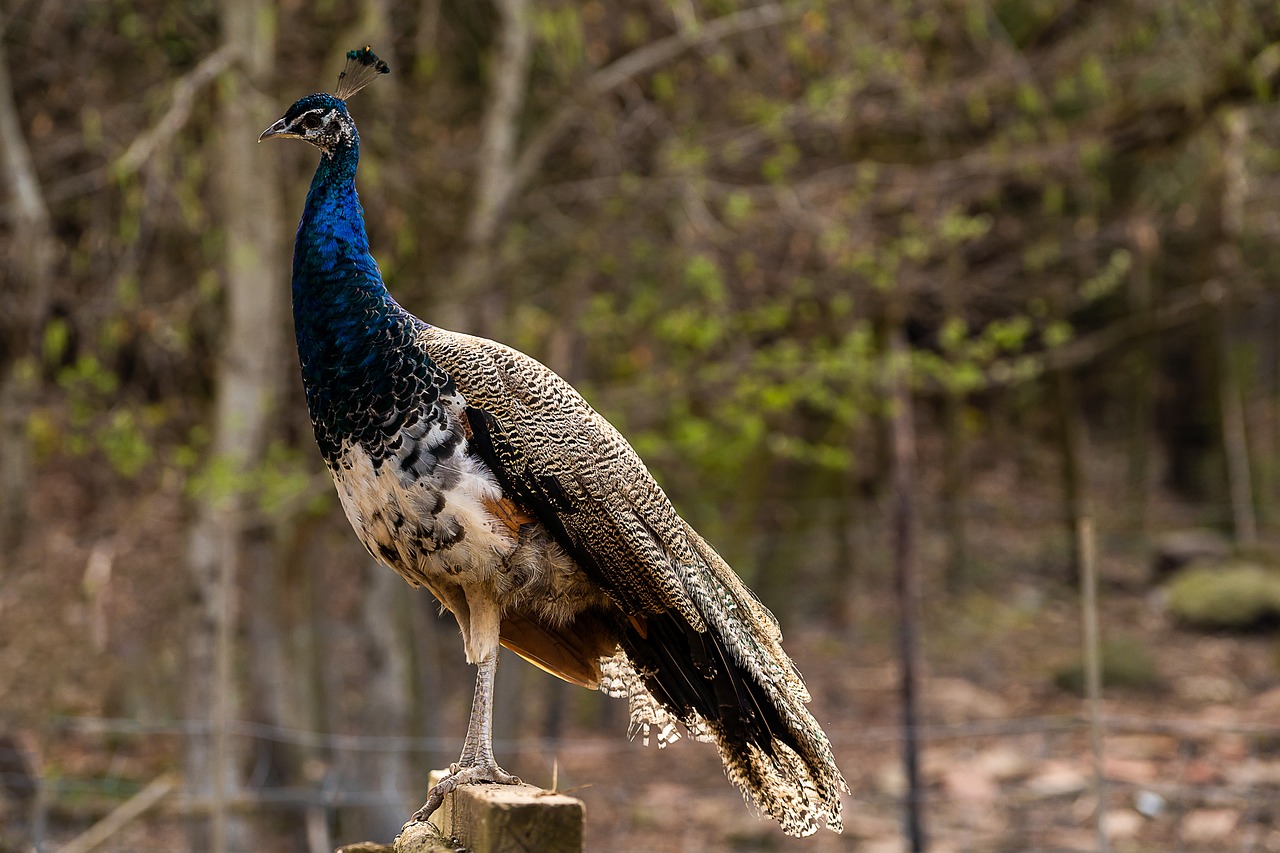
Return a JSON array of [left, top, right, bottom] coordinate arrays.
[[300, 112, 323, 130]]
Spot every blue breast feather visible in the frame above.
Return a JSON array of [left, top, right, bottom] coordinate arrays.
[[290, 114, 454, 467]]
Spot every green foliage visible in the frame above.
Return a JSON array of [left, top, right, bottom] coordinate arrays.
[[45, 356, 160, 480], [183, 438, 327, 519], [534, 6, 586, 74], [1078, 249, 1133, 303], [15, 0, 1280, 609]]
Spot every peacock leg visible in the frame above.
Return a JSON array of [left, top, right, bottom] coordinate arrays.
[[412, 602, 521, 821]]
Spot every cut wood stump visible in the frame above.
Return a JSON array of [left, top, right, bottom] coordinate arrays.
[[336, 770, 584, 853]]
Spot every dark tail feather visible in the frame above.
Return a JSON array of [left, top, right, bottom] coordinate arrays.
[[612, 609, 846, 837]]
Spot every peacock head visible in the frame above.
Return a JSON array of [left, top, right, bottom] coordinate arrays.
[[259, 47, 389, 155]]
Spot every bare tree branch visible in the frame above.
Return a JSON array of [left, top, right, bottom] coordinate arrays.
[[45, 44, 236, 203], [468, 0, 532, 246], [509, 3, 793, 221], [0, 38, 53, 345]]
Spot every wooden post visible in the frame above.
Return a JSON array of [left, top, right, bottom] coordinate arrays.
[[1078, 518, 1108, 853], [336, 775, 584, 853]]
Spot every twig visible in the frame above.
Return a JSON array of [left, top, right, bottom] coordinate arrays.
[[55, 772, 178, 853]]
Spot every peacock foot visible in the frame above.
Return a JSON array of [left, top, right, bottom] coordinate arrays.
[[410, 763, 523, 822]]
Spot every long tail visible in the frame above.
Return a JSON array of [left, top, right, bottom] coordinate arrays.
[[600, 527, 847, 837]]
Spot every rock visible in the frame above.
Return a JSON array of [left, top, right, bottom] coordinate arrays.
[[941, 765, 999, 805], [926, 678, 1011, 723], [1249, 685, 1280, 712], [1102, 809, 1143, 840], [1026, 761, 1089, 796], [1102, 757, 1157, 784], [973, 745, 1034, 782], [1172, 675, 1242, 704], [1181, 808, 1238, 842], [1167, 560, 1280, 630], [1134, 789, 1166, 818]]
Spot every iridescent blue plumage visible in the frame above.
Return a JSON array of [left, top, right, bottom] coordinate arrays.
[[282, 93, 447, 466]]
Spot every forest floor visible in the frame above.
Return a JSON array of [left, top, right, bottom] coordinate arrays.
[[4, 455, 1280, 852], [12, 576, 1280, 853]]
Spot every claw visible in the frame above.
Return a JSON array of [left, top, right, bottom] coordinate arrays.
[[410, 764, 523, 822]]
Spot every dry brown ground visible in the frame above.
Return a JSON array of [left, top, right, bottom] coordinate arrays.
[[5, 452, 1280, 852]]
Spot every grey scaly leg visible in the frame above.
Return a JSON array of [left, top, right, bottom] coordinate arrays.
[[411, 648, 521, 821]]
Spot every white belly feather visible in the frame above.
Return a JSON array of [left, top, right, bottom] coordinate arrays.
[[331, 440, 516, 587]]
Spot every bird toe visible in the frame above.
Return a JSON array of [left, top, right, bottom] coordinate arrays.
[[410, 763, 523, 823]]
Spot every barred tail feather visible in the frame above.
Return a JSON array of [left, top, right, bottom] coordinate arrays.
[[600, 603, 847, 837], [711, 721, 845, 837]]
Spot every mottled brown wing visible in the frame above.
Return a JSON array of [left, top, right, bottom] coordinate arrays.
[[419, 329, 694, 617], [420, 326, 846, 837]]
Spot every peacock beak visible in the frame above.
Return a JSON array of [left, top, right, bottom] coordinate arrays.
[[258, 117, 293, 142]]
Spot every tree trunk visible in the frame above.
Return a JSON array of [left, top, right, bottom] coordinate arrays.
[[439, 0, 531, 335], [1217, 110, 1256, 545], [243, 523, 315, 842], [341, 562, 413, 842], [1126, 220, 1158, 535], [825, 467, 861, 631], [1054, 370, 1087, 587], [941, 387, 969, 595], [407, 596, 448, 772], [183, 3, 283, 850], [0, 39, 55, 554]]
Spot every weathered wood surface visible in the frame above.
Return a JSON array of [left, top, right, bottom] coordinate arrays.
[[336, 772, 585, 853]]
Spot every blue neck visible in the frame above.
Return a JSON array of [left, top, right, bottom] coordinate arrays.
[[292, 141, 378, 303], [291, 139, 427, 463]]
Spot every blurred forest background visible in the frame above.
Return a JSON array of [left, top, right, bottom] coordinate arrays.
[[5, 0, 1280, 851]]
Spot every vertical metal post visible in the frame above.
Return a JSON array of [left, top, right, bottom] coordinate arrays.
[[889, 324, 926, 853]]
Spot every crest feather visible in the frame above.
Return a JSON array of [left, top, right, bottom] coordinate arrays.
[[334, 46, 390, 100]]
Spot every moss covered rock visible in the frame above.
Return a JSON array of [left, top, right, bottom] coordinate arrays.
[[1167, 561, 1280, 631], [1053, 637, 1161, 695]]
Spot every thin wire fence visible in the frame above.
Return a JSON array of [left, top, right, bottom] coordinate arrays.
[[8, 710, 1279, 852]]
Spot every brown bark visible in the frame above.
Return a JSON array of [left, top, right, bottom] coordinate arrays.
[[941, 386, 968, 595], [1054, 370, 1088, 587], [437, 0, 532, 335], [0, 39, 55, 552], [343, 563, 414, 841], [183, 2, 283, 851], [1218, 111, 1256, 545], [1125, 220, 1158, 533]]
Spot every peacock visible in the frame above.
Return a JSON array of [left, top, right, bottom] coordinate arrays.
[[260, 47, 847, 837]]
